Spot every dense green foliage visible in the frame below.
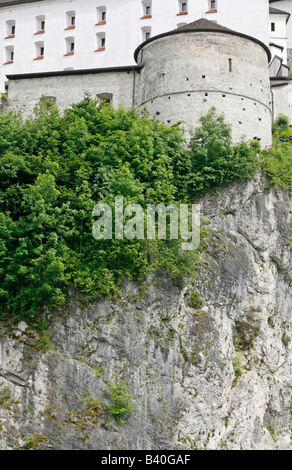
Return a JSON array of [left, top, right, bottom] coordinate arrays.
[[187, 108, 259, 197], [260, 114, 292, 190], [0, 99, 261, 323], [106, 379, 135, 425]]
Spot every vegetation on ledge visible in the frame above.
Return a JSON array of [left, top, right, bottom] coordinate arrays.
[[0, 98, 289, 324]]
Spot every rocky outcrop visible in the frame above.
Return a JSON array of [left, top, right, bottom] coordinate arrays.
[[1, 174, 292, 450]]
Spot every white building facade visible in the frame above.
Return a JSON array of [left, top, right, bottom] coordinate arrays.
[[0, 0, 270, 92]]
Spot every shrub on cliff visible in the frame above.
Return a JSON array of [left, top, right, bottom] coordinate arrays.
[[186, 108, 259, 198], [0, 99, 258, 323]]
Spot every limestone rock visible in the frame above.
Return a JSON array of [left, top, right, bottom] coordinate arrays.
[[1, 175, 292, 450]]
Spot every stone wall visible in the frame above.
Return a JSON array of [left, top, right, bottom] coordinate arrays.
[[3, 29, 274, 146], [134, 31, 272, 147], [5, 69, 135, 118]]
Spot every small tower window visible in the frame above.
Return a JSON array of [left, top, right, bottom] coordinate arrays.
[[4, 45, 14, 63], [228, 58, 232, 72], [97, 6, 107, 24], [66, 11, 76, 29], [35, 15, 45, 34], [142, 1, 152, 18], [178, 1, 188, 14], [96, 32, 106, 51], [34, 41, 44, 59], [6, 20, 16, 38], [96, 92, 113, 104], [210, 0, 216, 10], [271, 22, 275, 32], [141, 27, 151, 42], [65, 37, 75, 55]]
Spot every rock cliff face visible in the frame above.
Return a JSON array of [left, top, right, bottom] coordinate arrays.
[[1, 174, 292, 451]]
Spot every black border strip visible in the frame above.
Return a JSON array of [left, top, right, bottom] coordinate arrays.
[[0, 0, 45, 7], [6, 65, 143, 80]]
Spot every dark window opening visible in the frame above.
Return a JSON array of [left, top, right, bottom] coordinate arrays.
[[228, 58, 232, 72]]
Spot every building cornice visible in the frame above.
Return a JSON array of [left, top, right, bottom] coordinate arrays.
[[6, 65, 143, 80], [0, 0, 46, 7]]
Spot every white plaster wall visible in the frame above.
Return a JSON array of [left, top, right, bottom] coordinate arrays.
[[269, 13, 288, 62], [0, 0, 270, 92], [134, 31, 272, 147], [269, 0, 292, 48], [272, 82, 292, 123]]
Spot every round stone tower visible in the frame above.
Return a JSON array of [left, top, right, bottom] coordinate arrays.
[[134, 18, 272, 147]]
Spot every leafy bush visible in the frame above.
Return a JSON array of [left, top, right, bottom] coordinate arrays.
[[106, 379, 135, 425], [186, 108, 259, 198], [260, 114, 292, 191], [0, 99, 258, 324], [189, 291, 204, 309]]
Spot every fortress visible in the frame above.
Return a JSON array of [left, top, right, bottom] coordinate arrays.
[[1, 0, 292, 148]]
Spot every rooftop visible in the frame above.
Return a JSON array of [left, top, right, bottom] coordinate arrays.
[[269, 6, 290, 15], [0, 0, 45, 6], [177, 18, 234, 33]]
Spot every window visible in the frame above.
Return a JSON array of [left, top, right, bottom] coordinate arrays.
[[178, 1, 188, 14], [141, 1, 152, 18], [271, 22, 275, 32], [35, 15, 45, 34], [96, 92, 113, 104], [65, 37, 75, 55], [141, 26, 151, 41], [34, 41, 44, 59], [228, 58, 232, 72], [40, 96, 56, 108], [97, 6, 107, 24], [210, 0, 216, 9], [4, 45, 14, 63], [66, 11, 76, 29], [96, 32, 106, 51], [5, 20, 16, 38]]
